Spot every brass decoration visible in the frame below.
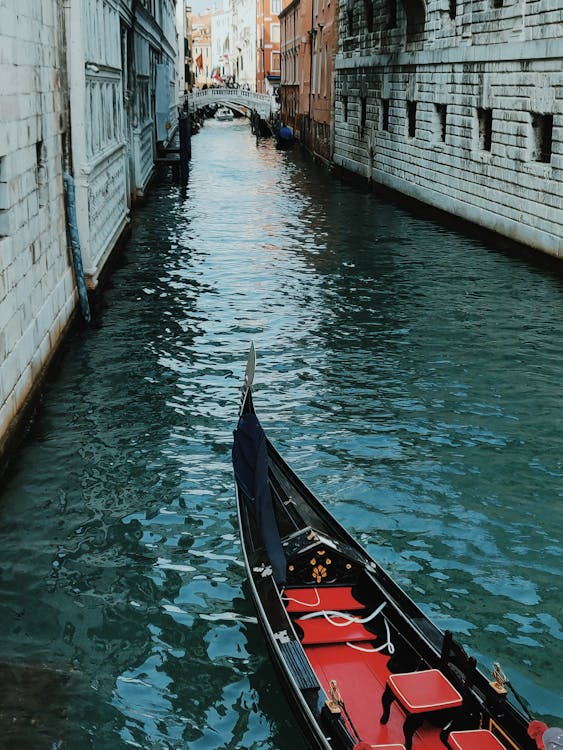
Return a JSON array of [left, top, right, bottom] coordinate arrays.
[[490, 662, 508, 695], [312, 563, 328, 583]]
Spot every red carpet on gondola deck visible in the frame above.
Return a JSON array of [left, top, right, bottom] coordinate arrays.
[[306, 641, 398, 744], [305, 643, 444, 749]]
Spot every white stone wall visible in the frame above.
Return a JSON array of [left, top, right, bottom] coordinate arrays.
[[334, 0, 563, 259], [0, 0, 184, 460], [0, 0, 77, 452], [68, 0, 130, 287]]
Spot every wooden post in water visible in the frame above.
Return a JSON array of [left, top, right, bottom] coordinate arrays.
[[179, 110, 190, 184]]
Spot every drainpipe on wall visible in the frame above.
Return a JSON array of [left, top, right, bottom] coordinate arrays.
[[63, 171, 91, 323]]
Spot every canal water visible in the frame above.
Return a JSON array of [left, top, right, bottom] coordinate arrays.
[[0, 118, 561, 749]]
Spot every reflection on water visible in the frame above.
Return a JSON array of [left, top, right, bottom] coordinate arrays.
[[0, 118, 561, 747]]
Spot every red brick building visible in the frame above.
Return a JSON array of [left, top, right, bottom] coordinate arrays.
[[279, 0, 337, 160], [257, 0, 283, 94]]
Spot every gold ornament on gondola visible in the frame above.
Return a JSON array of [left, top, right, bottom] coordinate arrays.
[[312, 563, 327, 583], [311, 549, 333, 583]]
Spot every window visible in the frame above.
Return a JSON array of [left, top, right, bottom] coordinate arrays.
[[0, 156, 8, 238], [271, 23, 280, 43], [36, 140, 47, 208], [435, 103, 447, 142], [323, 45, 328, 97], [477, 107, 493, 151], [531, 112, 553, 163], [364, 0, 374, 31], [271, 0, 281, 13], [407, 100, 416, 137], [347, 5, 354, 34], [361, 96, 367, 129], [492, 0, 503, 7], [387, 0, 397, 28], [312, 39, 317, 94], [271, 51, 280, 72], [381, 98, 390, 131], [449, 0, 457, 18], [343, 95, 348, 122]]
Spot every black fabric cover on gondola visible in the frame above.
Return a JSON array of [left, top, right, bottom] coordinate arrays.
[[233, 412, 286, 585]]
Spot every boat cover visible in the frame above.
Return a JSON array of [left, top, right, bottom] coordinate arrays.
[[232, 412, 286, 585]]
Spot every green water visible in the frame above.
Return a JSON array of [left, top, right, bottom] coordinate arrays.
[[0, 120, 561, 748]]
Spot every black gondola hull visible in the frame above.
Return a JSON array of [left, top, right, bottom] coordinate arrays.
[[233, 378, 542, 750]]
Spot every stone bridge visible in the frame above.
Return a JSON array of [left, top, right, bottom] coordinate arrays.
[[187, 87, 276, 119]]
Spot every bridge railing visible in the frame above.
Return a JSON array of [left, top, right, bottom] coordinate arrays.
[[187, 87, 276, 117]]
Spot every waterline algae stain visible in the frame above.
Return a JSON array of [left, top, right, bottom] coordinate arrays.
[[0, 119, 561, 748]]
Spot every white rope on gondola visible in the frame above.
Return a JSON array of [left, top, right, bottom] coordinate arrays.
[[296, 601, 395, 654], [298, 601, 386, 627], [282, 592, 395, 653], [346, 616, 395, 654], [282, 588, 321, 608]]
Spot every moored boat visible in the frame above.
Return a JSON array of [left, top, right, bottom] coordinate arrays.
[[276, 123, 295, 149], [232, 345, 553, 750], [216, 106, 234, 121]]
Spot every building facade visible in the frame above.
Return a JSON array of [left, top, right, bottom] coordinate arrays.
[[185, 4, 195, 91], [192, 11, 213, 85], [279, 0, 338, 159], [280, 0, 303, 132], [0, 0, 74, 463], [232, 0, 258, 89], [257, 0, 283, 94], [333, 0, 563, 259], [0, 0, 184, 468], [212, 6, 234, 80]]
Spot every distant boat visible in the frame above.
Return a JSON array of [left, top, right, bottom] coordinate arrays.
[[216, 107, 233, 121], [276, 123, 294, 149]]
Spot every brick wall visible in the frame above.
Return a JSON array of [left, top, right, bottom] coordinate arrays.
[[0, 1, 76, 457], [333, 0, 563, 259]]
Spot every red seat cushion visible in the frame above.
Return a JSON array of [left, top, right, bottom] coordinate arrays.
[[354, 744, 406, 749], [297, 615, 376, 645], [388, 670, 463, 713], [449, 730, 506, 750], [284, 586, 364, 613]]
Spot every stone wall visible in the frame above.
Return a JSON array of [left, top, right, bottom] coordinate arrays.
[[333, 0, 563, 259], [0, 0, 77, 458], [0, 0, 183, 467]]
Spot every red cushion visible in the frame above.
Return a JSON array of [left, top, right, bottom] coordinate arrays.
[[284, 586, 364, 613], [449, 730, 506, 750], [297, 615, 376, 645], [388, 670, 463, 713]]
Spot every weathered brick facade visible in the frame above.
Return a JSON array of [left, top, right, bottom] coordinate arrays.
[[334, 0, 563, 259], [0, 0, 182, 468], [0, 0, 75, 460], [280, 0, 339, 160]]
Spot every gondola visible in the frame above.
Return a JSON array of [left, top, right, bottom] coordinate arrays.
[[232, 345, 553, 750]]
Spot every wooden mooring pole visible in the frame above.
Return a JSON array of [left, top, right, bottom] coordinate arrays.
[[179, 109, 190, 184]]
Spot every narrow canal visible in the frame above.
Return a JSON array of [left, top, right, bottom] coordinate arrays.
[[1, 118, 562, 749]]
